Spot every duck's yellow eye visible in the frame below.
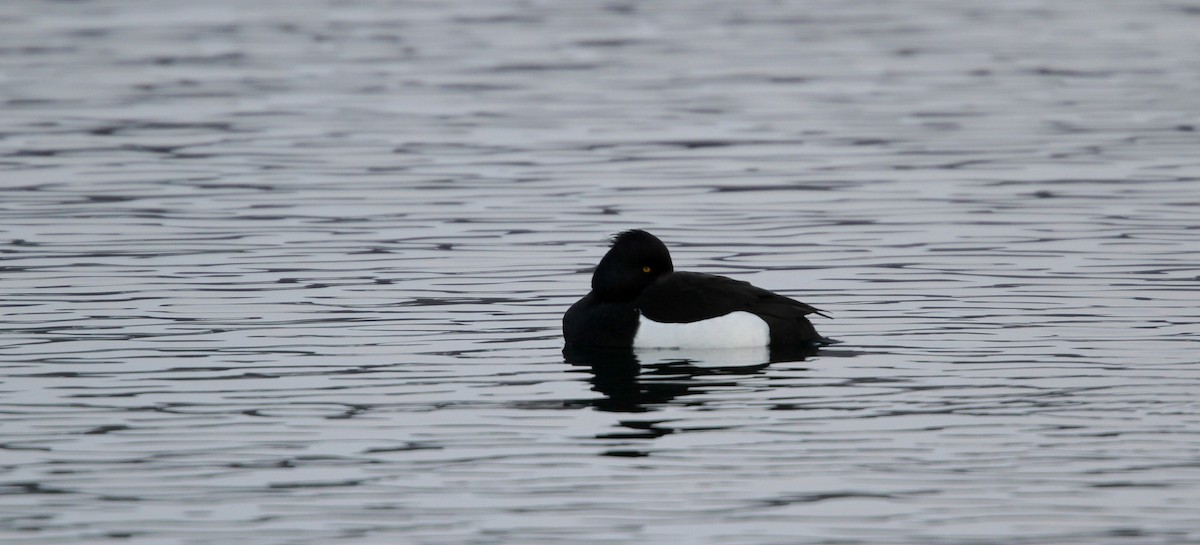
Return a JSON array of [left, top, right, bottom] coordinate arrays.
[[642, 266, 652, 273]]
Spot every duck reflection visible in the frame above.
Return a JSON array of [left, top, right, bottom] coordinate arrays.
[[563, 344, 817, 413]]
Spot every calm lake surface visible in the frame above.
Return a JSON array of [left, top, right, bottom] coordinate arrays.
[[2, 1, 1199, 544]]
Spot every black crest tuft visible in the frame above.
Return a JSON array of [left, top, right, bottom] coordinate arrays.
[[610, 229, 656, 246]]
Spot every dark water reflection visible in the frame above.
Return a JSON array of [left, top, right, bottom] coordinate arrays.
[[565, 345, 799, 413], [3, 0, 1200, 544]]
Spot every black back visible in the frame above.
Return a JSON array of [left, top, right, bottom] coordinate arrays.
[[637, 271, 828, 346]]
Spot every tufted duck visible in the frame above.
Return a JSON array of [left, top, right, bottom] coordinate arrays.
[[563, 230, 832, 349]]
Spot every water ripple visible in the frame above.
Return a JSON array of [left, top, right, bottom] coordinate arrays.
[[3, 1, 1200, 544]]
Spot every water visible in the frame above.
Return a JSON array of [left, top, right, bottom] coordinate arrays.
[[2, 1, 1199, 543]]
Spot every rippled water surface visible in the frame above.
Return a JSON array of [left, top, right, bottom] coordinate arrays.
[[3, 1, 1200, 544]]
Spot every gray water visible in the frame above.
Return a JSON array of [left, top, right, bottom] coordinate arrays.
[[2, 1, 1199, 544]]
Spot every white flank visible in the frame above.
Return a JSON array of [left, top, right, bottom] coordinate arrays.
[[632, 311, 770, 348]]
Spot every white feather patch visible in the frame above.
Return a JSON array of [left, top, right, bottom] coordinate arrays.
[[632, 311, 770, 348]]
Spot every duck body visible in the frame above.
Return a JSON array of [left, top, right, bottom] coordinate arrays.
[[563, 230, 830, 349]]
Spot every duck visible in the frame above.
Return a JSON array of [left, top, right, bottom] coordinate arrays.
[[563, 229, 832, 349]]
